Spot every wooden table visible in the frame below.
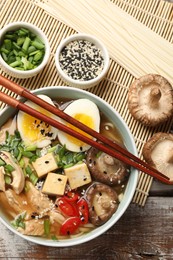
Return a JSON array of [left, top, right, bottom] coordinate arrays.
[[1, 180, 173, 259]]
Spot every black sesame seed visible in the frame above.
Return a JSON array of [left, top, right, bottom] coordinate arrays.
[[40, 129, 45, 135], [45, 160, 49, 164]]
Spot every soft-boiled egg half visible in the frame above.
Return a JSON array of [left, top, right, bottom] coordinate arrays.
[[17, 95, 59, 148], [57, 99, 100, 152]]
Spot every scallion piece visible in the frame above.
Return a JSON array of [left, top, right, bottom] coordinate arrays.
[[44, 219, 50, 236], [4, 164, 15, 173]]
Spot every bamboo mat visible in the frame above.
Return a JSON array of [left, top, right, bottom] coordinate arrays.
[[0, 0, 173, 206]]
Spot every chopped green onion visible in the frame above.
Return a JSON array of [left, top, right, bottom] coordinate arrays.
[[4, 175, 12, 184], [22, 151, 35, 158], [63, 163, 74, 169], [25, 165, 38, 185], [4, 164, 15, 173], [22, 37, 31, 52], [29, 172, 38, 185], [44, 219, 50, 236], [11, 212, 26, 229], [24, 144, 37, 152], [51, 235, 58, 241], [0, 28, 45, 71], [0, 158, 6, 166], [25, 165, 33, 175]]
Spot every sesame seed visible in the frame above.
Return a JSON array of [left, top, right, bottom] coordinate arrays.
[[59, 39, 104, 81]]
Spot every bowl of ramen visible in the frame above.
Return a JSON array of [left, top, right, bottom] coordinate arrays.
[[0, 86, 138, 247]]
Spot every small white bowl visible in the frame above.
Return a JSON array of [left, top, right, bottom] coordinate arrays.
[[55, 34, 110, 89], [0, 22, 50, 78]]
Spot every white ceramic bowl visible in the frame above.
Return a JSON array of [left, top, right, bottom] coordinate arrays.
[[0, 86, 138, 247], [0, 22, 50, 78], [55, 34, 110, 89]]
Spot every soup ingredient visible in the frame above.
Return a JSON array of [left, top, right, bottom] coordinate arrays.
[[64, 191, 80, 203], [56, 193, 89, 224], [142, 132, 173, 180], [86, 147, 129, 185], [42, 172, 68, 196], [5, 188, 34, 219], [25, 181, 54, 216], [59, 39, 104, 81], [18, 218, 45, 236], [0, 151, 25, 194], [64, 163, 92, 190], [11, 211, 26, 229], [0, 117, 16, 143], [0, 27, 45, 70], [60, 216, 81, 235], [77, 198, 89, 224], [57, 99, 100, 152], [17, 95, 59, 148], [56, 197, 78, 217], [32, 152, 58, 178], [86, 182, 118, 226], [128, 74, 173, 126], [0, 166, 5, 191], [55, 144, 86, 169]]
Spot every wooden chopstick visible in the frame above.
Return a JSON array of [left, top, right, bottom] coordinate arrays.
[[0, 75, 171, 184]]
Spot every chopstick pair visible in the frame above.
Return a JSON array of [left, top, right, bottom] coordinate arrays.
[[0, 75, 171, 184]]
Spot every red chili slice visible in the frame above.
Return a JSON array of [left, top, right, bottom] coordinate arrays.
[[77, 198, 89, 224], [64, 191, 80, 203], [60, 217, 81, 235], [57, 198, 78, 217]]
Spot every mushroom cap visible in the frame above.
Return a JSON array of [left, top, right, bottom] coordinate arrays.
[[86, 147, 129, 185], [85, 182, 118, 226], [128, 74, 173, 126], [142, 132, 173, 180]]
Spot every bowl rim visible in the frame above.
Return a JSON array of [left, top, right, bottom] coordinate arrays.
[[0, 86, 138, 247], [0, 21, 50, 76], [55, 33, 110, 86]]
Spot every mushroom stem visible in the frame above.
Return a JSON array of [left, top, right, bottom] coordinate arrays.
[[149, 87, 161, 108]]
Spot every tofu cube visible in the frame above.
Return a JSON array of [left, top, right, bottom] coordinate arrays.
[[32, 153, 58, 178], [64, 163, 91, 190], [42, 172, 67, 196]]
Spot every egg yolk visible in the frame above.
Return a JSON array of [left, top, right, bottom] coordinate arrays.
[[66, 113, 94, 147], [21, 107, 52, 142]]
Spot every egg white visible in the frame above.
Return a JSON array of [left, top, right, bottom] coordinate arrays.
[[17, 95, 59, 148], [57, 99, 100, 152]]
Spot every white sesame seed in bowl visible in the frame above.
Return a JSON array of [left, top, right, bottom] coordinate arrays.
[[55, 34, 110, 89]]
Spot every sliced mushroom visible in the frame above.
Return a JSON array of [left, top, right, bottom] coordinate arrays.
[[128, 74, 173, 126], [0, 151, 25, 194], [86, 147, 129, 185], [0, 166, 5, 191], [85, 182, 118, 226], [142, 132, 173, 180], [0, 117, 17, 143]]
